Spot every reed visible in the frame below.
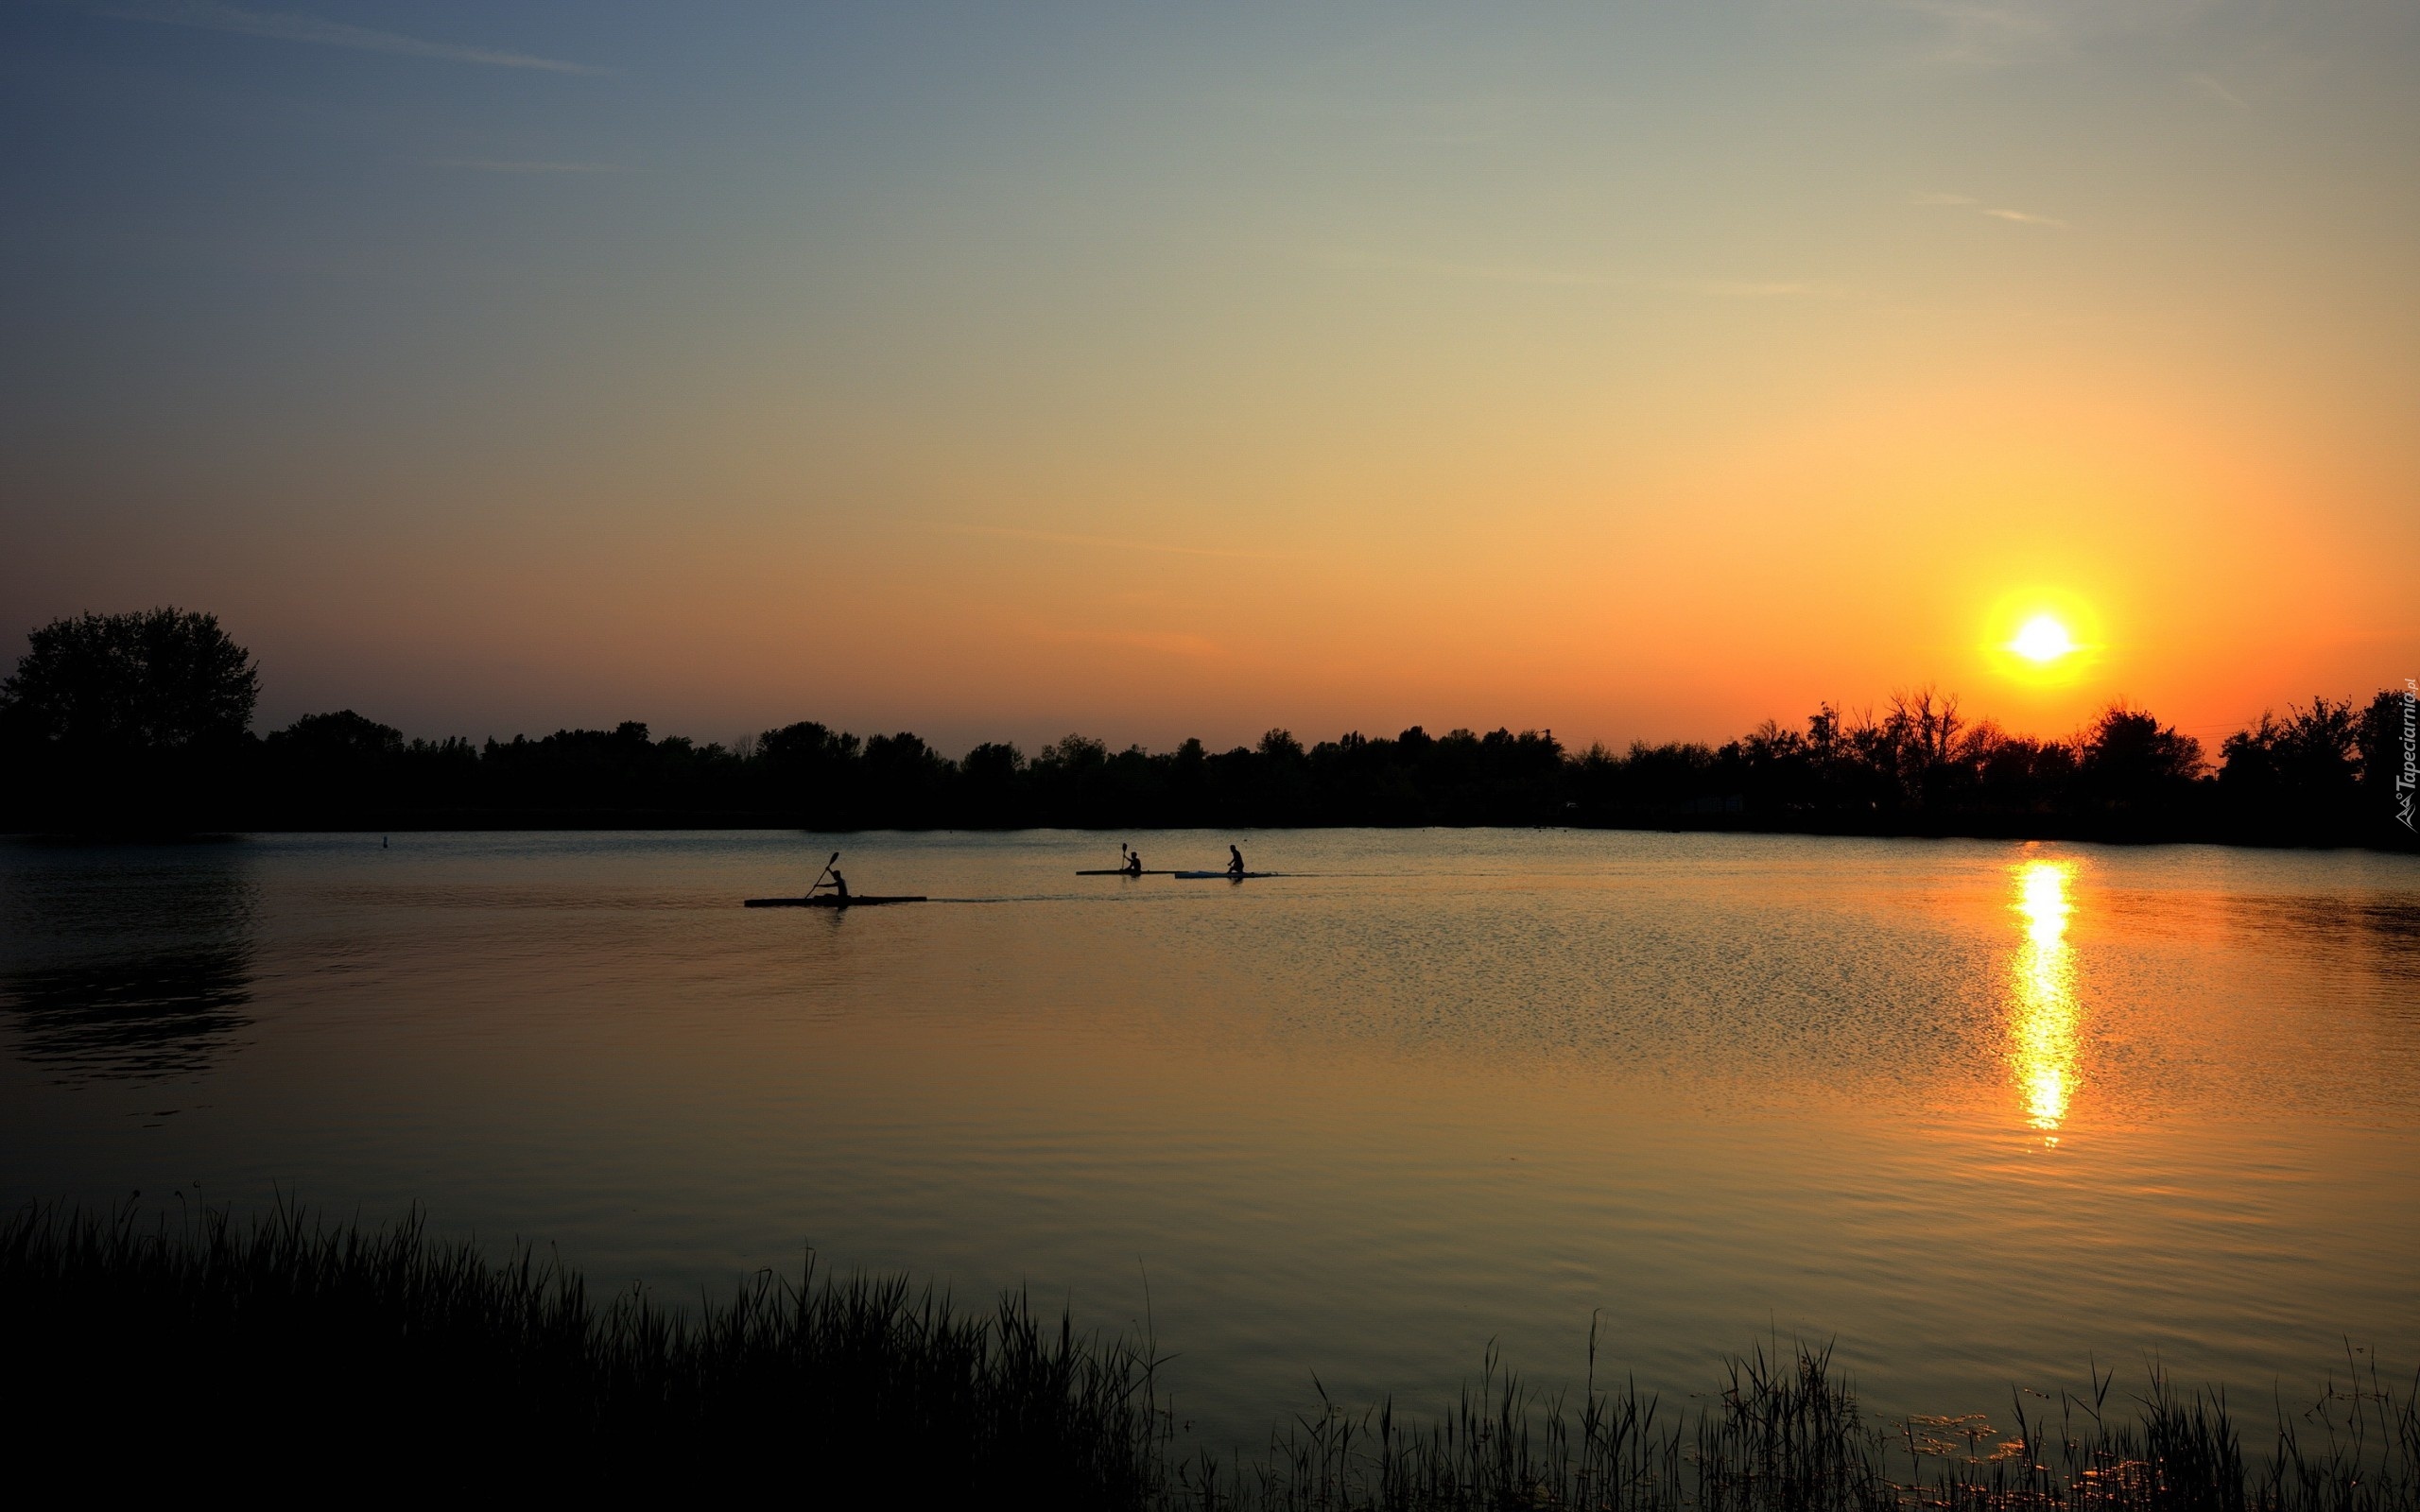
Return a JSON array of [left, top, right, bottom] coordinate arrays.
[[0, 1201, 1167, 1498], [1186, 1327, 2420, 1512], [6, 1204, 2413, 1508]]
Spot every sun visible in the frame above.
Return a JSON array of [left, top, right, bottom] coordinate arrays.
[[2009, 614, 2076, 665], [1982, 590, 2102, 689]]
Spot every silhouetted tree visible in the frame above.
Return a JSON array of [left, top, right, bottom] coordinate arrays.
[[859, 732, 954, 824], [1, 609, 256, 752], [2221, 696, 2363, 836], [958, 742, 1028, 825], [1738, 719, 1811, 810], [268, 710, 405, 762], [755, 720, 861, 821], [0, 609, 258, 831], [257, 711, 405, 823], [1885, 686, 1966, 807], [1961, 722, 2074, 816], [2358, 688, 2416, 836], [758, 721, 857, 769], [2076, 702, 2204, 819]]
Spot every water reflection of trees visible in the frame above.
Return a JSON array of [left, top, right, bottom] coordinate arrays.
[[0, 850, 256, 1084]]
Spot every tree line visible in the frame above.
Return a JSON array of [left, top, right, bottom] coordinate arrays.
[[2, 609, 2411, 847]]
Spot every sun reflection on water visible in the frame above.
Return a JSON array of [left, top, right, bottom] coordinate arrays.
[[2010, 859, 2081, 1143]]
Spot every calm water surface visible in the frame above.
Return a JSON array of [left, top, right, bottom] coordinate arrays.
[[4, 830, 2416, 1444]]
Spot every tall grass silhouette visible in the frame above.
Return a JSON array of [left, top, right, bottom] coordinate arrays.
[[0, 1201, 1164, 1498], [1186, 1326, 2420, 1511], [7, 1204, 2412, 1506]]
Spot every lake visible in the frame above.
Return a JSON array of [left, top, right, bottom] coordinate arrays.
[[4, 828, 2415, 1448]]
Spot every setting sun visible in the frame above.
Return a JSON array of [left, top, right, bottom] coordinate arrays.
[[1982, 591, 2105, 698], [2011, 615, 2078, 665]]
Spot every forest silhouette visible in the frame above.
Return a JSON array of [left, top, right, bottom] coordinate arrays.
[[2, 610, 2411, 847]]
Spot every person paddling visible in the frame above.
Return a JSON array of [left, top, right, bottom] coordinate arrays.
[[1124, 846, 1144, 877], [1227, 845, 1245, 877], [825, 868, 850, 902]]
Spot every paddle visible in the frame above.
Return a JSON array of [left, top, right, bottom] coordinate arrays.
[[805, 850, 839, 896]]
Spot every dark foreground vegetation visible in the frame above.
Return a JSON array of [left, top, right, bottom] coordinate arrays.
[[2, 1202, 1161, 1499], [7, 1204, 2416, 1508], [3, 609, 2413, 848]]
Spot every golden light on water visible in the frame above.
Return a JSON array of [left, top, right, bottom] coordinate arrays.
[[2010, 858, 2082, 1143]]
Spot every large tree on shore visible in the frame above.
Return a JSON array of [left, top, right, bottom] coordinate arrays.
[[0, 608, 258, 751], [2075, 701, 2204, 813]]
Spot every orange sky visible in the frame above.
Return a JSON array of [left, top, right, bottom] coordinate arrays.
[[4, 3, 2413, 753]]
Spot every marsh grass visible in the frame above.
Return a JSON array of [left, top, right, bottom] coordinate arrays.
[[1190, 1325, 2420, 1512], [0, 1201, 1166, 1498], [5, 1205, 2413, 1508]]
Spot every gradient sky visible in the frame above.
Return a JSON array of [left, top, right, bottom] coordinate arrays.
[[4, 1, 2414, 754]]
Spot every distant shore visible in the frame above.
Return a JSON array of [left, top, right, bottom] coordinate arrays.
[[9, 673, 2415, 852], [7, 812, 2412, 858]]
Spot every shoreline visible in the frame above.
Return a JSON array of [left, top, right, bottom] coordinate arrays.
[[7, 815, 2414, 858]]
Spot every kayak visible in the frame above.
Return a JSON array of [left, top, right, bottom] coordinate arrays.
[[1172, 871, 1277, 880], [743, 895, 926, 908], [1075, 868, 1178, 875]]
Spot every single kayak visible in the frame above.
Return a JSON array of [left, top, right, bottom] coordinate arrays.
[[1172, 871, 1278, 880], [743, 895, 926, 908], [1075, 868, 1179, 875]]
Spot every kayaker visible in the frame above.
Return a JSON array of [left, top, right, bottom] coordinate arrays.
[[1227, 845, 1245, 876], [826, 869, 850, 901], [1125, 848, 1144, 876]]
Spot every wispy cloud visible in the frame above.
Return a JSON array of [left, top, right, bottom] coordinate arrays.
[[102, 1, 608, 75], [418, 159, 624, 175], [1917, 191, 2071, 228], [928, 523, 1290, 561], [2188, 72, 2248, 109]]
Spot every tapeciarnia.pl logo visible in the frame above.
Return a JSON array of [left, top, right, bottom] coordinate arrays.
[[2398, 678, 2416, 833]]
